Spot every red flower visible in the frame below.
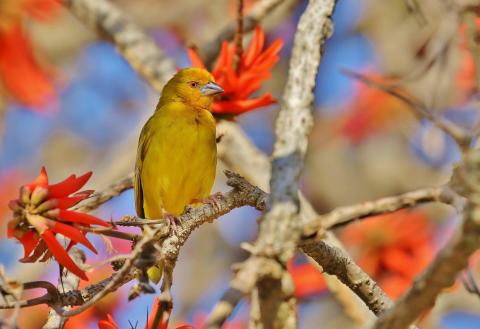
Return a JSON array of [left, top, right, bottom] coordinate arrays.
[[340, 210, 435, 298], [98, 314, 119, 329], [145, 298, 193, 329], [0, 0, 59, 108], [189, 26, 283, 116], [7, 167, 109, 280]]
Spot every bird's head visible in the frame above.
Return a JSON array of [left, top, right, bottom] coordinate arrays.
[[160, 68, 224, 110]]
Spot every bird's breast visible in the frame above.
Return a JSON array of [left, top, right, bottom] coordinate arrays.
[[141, 107, 217, 216]]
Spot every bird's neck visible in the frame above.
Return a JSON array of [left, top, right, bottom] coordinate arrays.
[[157, 94, 212, 112]]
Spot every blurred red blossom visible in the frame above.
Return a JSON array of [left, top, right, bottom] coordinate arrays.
[[0, 0, 59, 108], [339, 75, 412, 143], [0, 169, 25, 236], [189, 26, 283, 116], [288, 259, 327, 299], [7, 167, 109, 280], [340, 210, 435, 298]]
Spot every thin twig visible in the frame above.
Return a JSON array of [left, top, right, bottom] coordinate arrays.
[[61, 226, 164, 317], [201, 0, 287, 66], [43, 248, 85, 329], [234, 0, 244, 71], [403, 0, 427, 26], [204, 288, 244, 329], [303, 186, 461, 236], [73, 173, 133, 213], [342, 69, 472, 149], [83, 227, 140, 241], [462, 268, 480, 297]]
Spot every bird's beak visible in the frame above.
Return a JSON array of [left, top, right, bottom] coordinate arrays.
[[201, 81, 224, 96]]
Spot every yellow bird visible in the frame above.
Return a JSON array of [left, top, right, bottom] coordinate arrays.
[[134, 68, 223, 283]]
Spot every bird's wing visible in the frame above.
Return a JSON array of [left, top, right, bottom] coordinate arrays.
[[134, 119, 153, 218]]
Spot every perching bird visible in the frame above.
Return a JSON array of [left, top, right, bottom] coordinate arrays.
[[134, 68, 223, 283]]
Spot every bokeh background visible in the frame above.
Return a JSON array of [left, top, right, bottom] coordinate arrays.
[[1, 0, 480, 328]]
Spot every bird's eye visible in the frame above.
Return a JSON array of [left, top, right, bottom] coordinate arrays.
[[189, 81, 199, 88]]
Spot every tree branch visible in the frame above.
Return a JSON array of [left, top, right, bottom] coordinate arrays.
[[73, 173, 134, 213], [0, 171, 266, 317], [342, 69, 473, 149], [204, 288, 244, 329], [372, 149, 480, 329], [63, 0, 176, 93], [200, 0, 288, 65], [301, 238, 393, 315], [230, 0, 337, 327], [303, 186, 461, 235]]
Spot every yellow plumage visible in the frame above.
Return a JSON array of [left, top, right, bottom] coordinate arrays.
[[134, 68, 222, 283]]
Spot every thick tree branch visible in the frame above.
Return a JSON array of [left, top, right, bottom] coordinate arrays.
[[63, 0, 176, 93], [230, 1, 337, 327], [217, 113, 453, 326]]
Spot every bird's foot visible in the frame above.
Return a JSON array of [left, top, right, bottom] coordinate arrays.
[[164, 213, 182, 235], [203, 192, 224, 211]]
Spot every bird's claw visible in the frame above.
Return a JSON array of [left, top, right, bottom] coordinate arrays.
[[164, 213, 182, 235], [204, 192, 224, 211]]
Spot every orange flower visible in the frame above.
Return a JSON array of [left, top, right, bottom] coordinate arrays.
[[7, 167, 109, 280], [189, 26, 283, 116], [340, 210, 435, 298], [0, 0, 59, 107]]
